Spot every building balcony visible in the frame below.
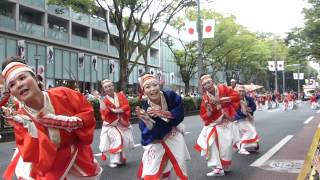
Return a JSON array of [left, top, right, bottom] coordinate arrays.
[[108, 45, 119, 57], [47, 4, 70, 17], [19, 21, 44, 37], [0, 15, 15, 30], [109, 23, 118, 35], [149, 57, 159, 66], [21, 0, 45, 9], [47, 28, 68, 43], [71, 10, 89, 24], [71, 34, 89, 48], [91, 17, 106, 30], [92, 40, 107, 52]]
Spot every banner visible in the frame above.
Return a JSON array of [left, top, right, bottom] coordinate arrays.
[[277, 61, 284, 71], [169, 72, 174, 83], [203, 20, 215, 39], [149, 68, 155, 75], [92, 56, 97, 71], [17, 40, 25, 60], [299, 73, 304, 80], [184, 21, 197, 41], [78, 53, 84, 69], [37, 65, 45, 80], [47, 46, 54, 64], [268, 61, 275, 71], [109, 60, 115, 73]]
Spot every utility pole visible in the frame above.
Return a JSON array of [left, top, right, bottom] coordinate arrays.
[[196, 0, 203, 82], [272, 39, 278, 92], [282, 68, 285, 94], [298, 64, 301, 100]]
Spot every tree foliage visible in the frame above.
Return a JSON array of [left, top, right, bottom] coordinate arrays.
[[48, 0, 195, 91]]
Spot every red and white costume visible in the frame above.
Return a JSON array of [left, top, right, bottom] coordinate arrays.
[[2, 62, 102, 180], [4, 87, 102, 180], [99, 90, 134, 164], [310, 95, 318, 110], [195, 80, 240, 170]]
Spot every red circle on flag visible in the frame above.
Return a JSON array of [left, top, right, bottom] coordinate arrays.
[[205, 25, 212, 33], [188, 28, 194, 34]]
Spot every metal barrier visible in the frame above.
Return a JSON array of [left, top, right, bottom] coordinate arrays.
[[298, 127, 320, 180]]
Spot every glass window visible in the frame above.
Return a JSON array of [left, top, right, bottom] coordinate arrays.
[[70, 52, 77, 81], [54, 49, 62, 79], [84, 55, 90, 82], [6, 39, 16, 58], [0, 38, 5, 64], [26, 43, 36, 66], [63, 51, 70, 79], [97, 57, 103, 81], [102, 59, 108, 80]]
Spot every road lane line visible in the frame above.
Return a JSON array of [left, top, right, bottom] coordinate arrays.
[[304, 116, 314, 124], [250, 135, 294, 167], [317, 110, 320, 114], [185, 131, 191, 135]]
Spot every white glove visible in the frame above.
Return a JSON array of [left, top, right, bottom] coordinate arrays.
[[11, 115, 38, 138]]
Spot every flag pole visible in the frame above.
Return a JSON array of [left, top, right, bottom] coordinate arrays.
[[196, 0, 204, 94]]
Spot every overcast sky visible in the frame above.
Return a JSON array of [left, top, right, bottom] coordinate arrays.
[[205, 0, 308, 36]]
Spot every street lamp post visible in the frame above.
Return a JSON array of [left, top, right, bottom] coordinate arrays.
[[34, 54, 40, 74]]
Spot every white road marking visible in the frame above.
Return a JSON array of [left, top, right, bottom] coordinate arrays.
[[304, 116, 314, 124], [185, 131, 191, 135], [250, 135, 294, 167], [317, 110, 320, 114]]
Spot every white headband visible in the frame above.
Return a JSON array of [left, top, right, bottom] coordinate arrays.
[[2, 62, 34, 88]]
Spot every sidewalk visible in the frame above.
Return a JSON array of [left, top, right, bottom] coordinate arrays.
[[247, 115, 320, 180]]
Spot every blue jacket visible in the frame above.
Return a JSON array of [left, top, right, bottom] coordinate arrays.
[[139, 90, 184, 146], [235, 96, 256, 120]]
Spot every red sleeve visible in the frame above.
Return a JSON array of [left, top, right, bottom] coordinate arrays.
[[199, 97, 211, 125], [100, 98, 117, 124], [11, 120, 58, 173], [118, 92, 131, 123], [218, 85, 240, 118], [67, 90, 96, 145], [50, 88, 96, 145]]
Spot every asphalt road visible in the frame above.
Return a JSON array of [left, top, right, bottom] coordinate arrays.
[[0, 101, 318, 180]]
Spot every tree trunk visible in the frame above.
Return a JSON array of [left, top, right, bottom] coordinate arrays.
[[184, 81, 190, 95]]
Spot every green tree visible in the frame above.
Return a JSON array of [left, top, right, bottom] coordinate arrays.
[[48, 0, 194, 91]]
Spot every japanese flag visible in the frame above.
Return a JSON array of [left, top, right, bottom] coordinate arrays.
[[268, 61, 275, 71], [184, 21, 198, 41], [203, 20, 215, 39], [277, 61, 284, 71]]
